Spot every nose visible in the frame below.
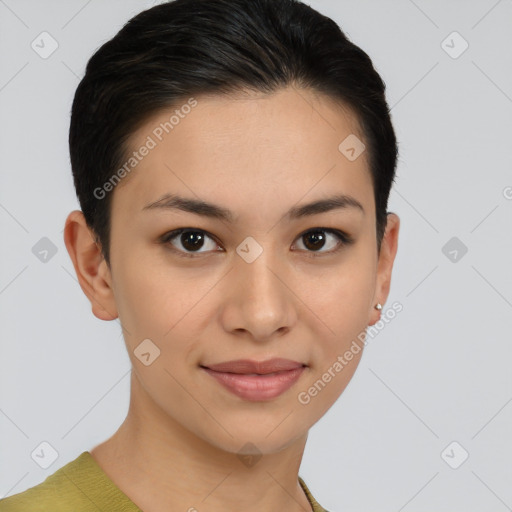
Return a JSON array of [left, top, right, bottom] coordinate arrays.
[[218, 247, 298, 342]]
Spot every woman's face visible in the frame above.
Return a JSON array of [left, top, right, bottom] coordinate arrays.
[[98, 86, 398, 455]]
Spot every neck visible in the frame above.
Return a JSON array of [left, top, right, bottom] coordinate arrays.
[[90, 371, 313, 512]]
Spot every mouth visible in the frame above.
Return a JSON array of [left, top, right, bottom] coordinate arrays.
[[199, 359, 307, 401], [200, 357, 306, 374]]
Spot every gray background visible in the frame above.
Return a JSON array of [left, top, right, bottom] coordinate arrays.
[[1, 0, 511, 510]]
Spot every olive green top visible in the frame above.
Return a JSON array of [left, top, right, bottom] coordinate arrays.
[[0, 451, 329, 511]]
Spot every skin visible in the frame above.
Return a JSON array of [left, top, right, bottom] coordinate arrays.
[[64, 85, 399, 512]]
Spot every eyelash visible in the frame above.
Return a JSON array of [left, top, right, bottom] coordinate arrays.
[[159, 227, 354, 259]]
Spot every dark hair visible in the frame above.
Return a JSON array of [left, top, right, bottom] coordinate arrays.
[[69, 0, 398, 268]]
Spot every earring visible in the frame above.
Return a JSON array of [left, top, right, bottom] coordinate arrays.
[[375, 303, 382, 310]]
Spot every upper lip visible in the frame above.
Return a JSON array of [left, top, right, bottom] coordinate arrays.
[[201, 358, 306, 375]]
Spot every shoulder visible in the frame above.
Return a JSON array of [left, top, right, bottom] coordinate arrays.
[[0, 452, 101, 512]]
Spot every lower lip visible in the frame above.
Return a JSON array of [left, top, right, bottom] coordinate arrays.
[[201, 366, 306, 401]]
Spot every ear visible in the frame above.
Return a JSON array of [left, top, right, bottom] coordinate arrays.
[[63, 210, 118, 321], [369, 213, 400, 326]]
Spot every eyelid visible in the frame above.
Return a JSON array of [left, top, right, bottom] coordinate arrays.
[[160, 227, 353, 258]]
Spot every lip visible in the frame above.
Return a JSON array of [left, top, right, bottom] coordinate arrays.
[[203, 358, 305, 374], [200, 358, 307, 401]]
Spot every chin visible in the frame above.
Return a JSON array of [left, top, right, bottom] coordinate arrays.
[[191, 417, 310, 457]]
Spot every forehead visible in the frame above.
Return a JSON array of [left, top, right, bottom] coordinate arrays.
[[111, 86, 373, 221]]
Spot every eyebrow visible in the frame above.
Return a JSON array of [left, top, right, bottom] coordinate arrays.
[[142, 192, 365, 222]]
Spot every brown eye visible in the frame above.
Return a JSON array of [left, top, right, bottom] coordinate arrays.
[[293, 228, 352, 255], [161, 229, 221, 256], [179, 231, 206, 251], [302, 230, 328, 251]]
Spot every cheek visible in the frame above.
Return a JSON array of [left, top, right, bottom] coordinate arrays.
[[297, 262, 375, 395], [112, 260, 206, 371], [306, 257, 375, 333], [111, 257, 174, 346]]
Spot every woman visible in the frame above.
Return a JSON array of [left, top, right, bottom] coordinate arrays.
[[0, 0, 399, 510]]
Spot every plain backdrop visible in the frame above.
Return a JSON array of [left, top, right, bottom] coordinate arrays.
[[1, 1, 511, 511]]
